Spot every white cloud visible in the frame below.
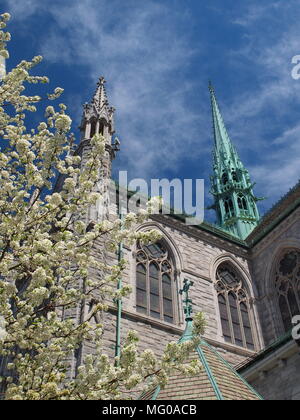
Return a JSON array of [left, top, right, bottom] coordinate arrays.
[[4, 0, 300, 216], [232, 2, 282, 27], [24, 0, 207, 180], [221, 3, 300, 209], [4, 0, 43, 20]]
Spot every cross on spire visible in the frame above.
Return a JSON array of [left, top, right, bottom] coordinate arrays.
[[98, 76, 106, 86], [179, 279, 194, 321]]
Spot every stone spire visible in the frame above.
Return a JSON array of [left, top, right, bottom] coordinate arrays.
[[80, 76, 115, 145], [77, 77, 120, 208], [92, 76, 109, 112], [209, 83, 261, 240]]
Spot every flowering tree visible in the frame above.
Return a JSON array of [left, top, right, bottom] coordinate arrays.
[[0, 13, 205, 400]]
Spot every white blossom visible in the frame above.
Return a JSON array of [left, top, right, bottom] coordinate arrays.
[[55, 114, 72, 132], [29, 287, 50, 305], [0, 12, 205, 401]]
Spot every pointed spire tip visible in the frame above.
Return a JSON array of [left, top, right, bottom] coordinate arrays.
[[91, 76, 110, 111], [208, 80, 214, 93], [98, 76, 106, 86]]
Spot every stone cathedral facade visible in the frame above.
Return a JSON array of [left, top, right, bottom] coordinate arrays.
[[75, 78, 300, 400]]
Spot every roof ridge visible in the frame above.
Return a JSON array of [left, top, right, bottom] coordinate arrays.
[[201, 339, 264, 400], [195, 344, 223, 400], [145, 334, 263, 400], [236, 329, 293, 373], [259, 179, 300, 224]]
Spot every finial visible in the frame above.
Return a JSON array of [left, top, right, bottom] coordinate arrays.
[[98, 76, 106, 86], [92, 76, 109, 111], [179, 279, 194, 321]]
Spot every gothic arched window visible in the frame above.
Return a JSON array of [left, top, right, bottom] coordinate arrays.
[[215, 263, 255, 350], [136, 241, 175, 324], [99, 120, 105, 136], [90, 118, 97, 138], [274, 250, 300, 332], [222, 173, 229, 185], [224, 197, 234, 218], [232, 171, 239, 182], [238, 194, 248, 211]]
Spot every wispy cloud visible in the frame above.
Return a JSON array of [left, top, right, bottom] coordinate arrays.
[[4, 0, 43, 20], [218, 2, 300, 210], [232, 2, 282, 27], [4, 0, 300, 217], [251, 122, 300, 189], [6, 0, 206, 180]]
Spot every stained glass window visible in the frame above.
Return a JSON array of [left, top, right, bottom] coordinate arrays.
[[215, 263, 255, 350], [136, 242, 175, 324], [274, 250, 300, 332]]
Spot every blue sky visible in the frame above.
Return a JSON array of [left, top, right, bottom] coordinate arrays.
[[2, 0, 300, 222]]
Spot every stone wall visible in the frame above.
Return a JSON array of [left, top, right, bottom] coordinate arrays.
[[250, 355, 300, 400], [250, 207, 300, 346], [96, 208, 260, 367], [242, 341, 300, 400]]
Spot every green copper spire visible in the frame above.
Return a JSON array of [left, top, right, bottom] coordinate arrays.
[[209, 83, 261, 240]]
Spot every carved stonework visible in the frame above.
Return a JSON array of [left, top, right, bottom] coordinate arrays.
[[72, 78, 300, 400], [80, 77, 115, 145]]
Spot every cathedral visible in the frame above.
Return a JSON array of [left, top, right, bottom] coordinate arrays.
[[75, 77, 300, 400]]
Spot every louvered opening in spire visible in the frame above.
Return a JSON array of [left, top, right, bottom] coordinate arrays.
[[80, 77, 116, 146]]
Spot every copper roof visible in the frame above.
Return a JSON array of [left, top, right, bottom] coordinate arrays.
[[140, 320, 262, 401]]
